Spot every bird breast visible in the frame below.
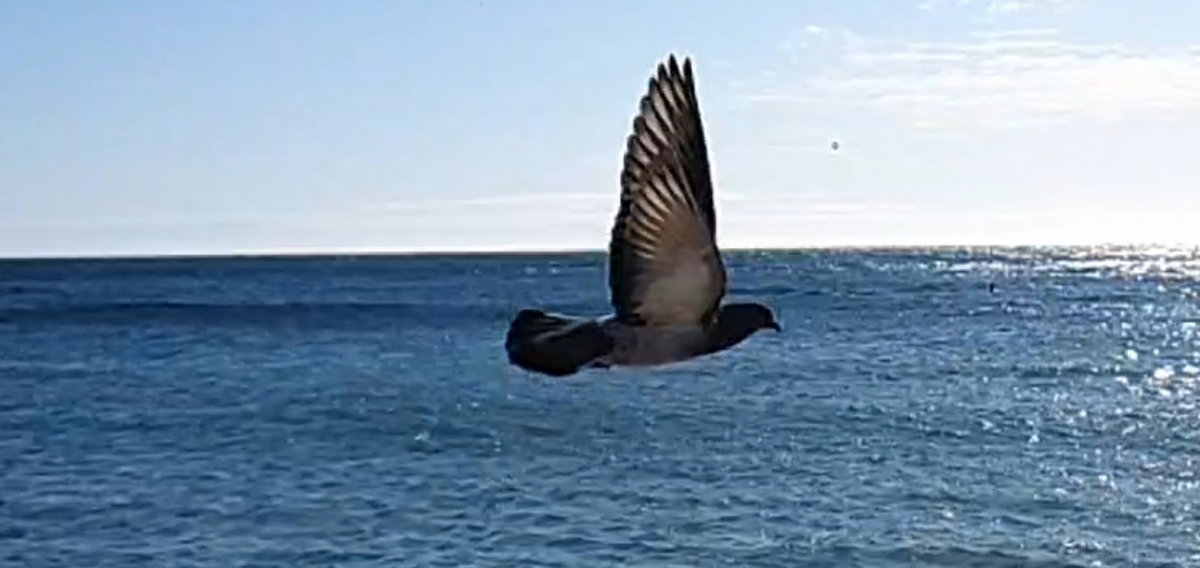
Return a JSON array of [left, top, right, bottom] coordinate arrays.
[[598, 320, 709, 367]]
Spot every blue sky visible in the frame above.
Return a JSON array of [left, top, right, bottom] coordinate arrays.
[[3, 0, 1200, 256]]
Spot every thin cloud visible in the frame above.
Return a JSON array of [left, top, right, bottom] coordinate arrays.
[[719, 191, 915, 215], [984, 0, 1076, 14], [747, 26, 1200, 130], [919, 0, 1076, 14], [384, 192, 613, 212]]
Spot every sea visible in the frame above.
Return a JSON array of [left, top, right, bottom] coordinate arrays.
[[3, 247, 1200, 567]]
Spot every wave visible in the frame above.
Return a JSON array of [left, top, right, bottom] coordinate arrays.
[[0, 300, 523, 329]]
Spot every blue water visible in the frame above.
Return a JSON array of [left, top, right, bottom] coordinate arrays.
[[3, 248, 1200, 567]]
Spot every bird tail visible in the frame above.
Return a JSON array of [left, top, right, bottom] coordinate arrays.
[[504, 309, 614, 377]]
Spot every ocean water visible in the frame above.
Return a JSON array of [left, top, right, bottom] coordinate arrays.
[[3, 248, 1200, 567]]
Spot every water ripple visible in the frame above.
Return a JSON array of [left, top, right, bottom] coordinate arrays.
[[5, 250, 1200, 566]]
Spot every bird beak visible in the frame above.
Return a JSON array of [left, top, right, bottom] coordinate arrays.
[[767, 321, 781, 332]]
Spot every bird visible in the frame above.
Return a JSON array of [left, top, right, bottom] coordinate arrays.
[[504, 54, 781, 378]]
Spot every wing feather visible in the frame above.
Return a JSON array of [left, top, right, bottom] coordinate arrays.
[[608, 55, 726, 327]]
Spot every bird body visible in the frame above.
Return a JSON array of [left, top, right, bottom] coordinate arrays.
[[504, 55, 780, 377], [595, 318, 710, 367]]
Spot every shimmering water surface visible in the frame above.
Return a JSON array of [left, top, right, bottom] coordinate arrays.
[[4, 247, 1200, 567]]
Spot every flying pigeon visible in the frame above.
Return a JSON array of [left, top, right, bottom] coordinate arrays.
[[504, 54, 781, 377]]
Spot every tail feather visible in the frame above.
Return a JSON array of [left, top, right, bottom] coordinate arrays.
[[505, 309, 614, 377]]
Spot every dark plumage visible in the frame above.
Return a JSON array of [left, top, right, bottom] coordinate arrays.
[[504, 54, 780, 377]]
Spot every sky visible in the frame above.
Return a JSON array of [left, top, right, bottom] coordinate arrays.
[[3, 0, 1200, 257]]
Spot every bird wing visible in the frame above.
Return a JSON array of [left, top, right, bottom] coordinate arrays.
[[608, 55, 726, 327], [505, 309, 615, 377]]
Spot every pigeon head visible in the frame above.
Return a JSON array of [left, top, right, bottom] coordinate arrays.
[[721, 302, 781, 332], [701, 302, 780, 355]]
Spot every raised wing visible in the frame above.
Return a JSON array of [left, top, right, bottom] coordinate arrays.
[[608, 55, 726, 327]]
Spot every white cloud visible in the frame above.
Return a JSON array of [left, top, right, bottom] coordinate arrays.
[[985, 0, 1076, 14], [749, 27, 1200, 130], [919, 0, 1075, 14], [384, 192, 612, 211]]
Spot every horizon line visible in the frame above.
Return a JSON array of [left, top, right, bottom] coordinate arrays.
[[2, 241, 1199, 262]]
